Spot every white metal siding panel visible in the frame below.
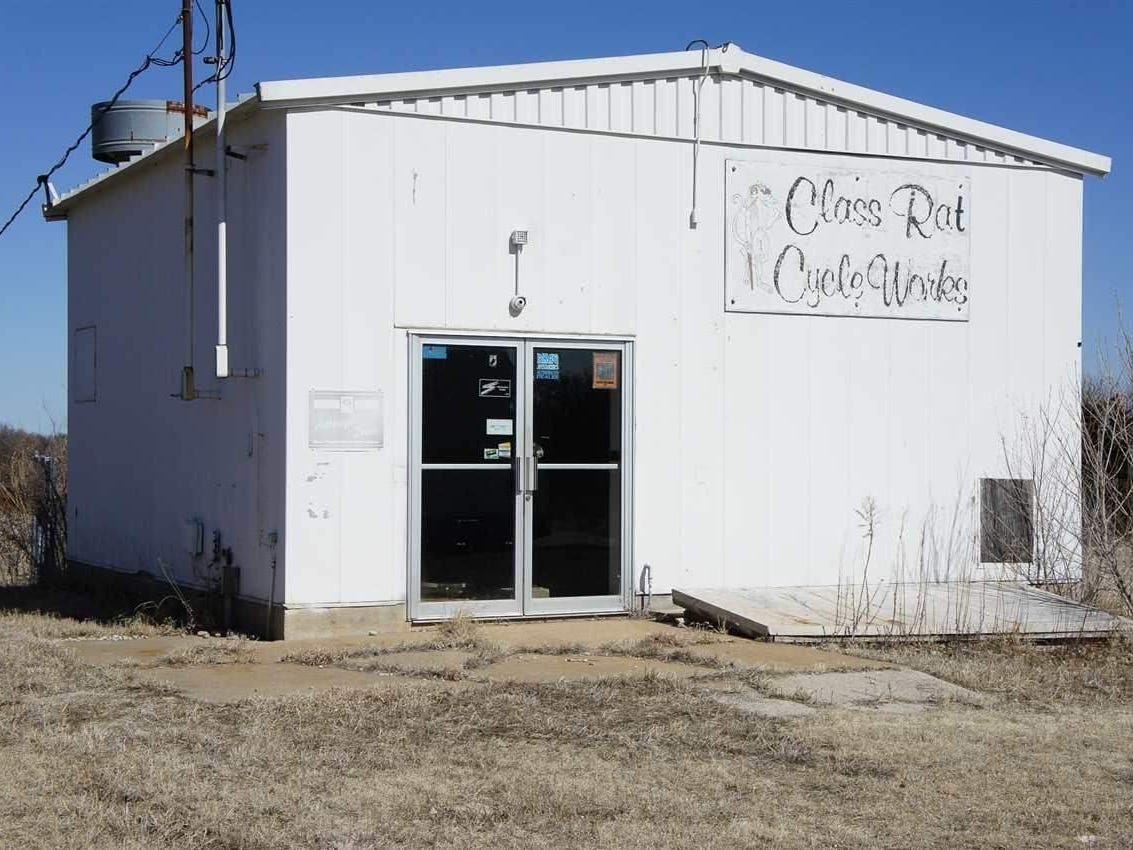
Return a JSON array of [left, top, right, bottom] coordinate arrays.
[[805, 99, 825, 149], [654, 79, 677, 137], [466, 93, 490, 120], [675, 78, 695, 139], [764, 88, 785, 147], [633, 140, 686, 585], [609, 82, 632, 133], [589, 136, 638, 334], [742, 81, 763, 145], [542, 131, 593, 333], [1006, 173, 1049, 410], [515, 89, 538, 124], [785, 92, 806, 148], [490, 91, 514, 123], [720, 78, 743, 143], [391, 117, 447, 327], [66, 110, 287, 604], [286, 111, 345, 605], [283, 106, 1083, 604], [286, 110, 404, 604]]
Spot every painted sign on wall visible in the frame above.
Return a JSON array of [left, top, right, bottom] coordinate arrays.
[[725, 158, 971, 321]]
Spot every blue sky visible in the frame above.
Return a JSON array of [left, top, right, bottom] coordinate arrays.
[[0, 0, 1128, 433]]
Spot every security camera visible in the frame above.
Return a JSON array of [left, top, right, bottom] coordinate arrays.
[[509, 295, 527, 316]]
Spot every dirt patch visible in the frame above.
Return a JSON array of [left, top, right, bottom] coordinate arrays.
[[470, 652, 706, 683], [769, 669, 983, 708], [130, 662, 436, 702]]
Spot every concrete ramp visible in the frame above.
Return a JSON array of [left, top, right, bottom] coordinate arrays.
[[671, 582, 1130, 641]]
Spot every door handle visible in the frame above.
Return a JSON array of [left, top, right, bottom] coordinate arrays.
[[513, 456, 523, 495], [527, 455, 539, 493]]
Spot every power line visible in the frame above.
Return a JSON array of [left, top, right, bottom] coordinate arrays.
[[0, 15, 185, 240], [194, 0, 236, 93], [192, 0, 210, 56]]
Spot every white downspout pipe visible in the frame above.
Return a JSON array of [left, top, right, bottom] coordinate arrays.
[[214, 0, 229, 379], [688, 43, 711, 230]]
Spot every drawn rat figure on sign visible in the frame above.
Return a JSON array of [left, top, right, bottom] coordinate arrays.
[[731, 182, 782, 292]]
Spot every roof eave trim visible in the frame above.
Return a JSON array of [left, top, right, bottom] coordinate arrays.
[[256, 49, 712, 106], [733, 52, 1111, 177], [256, 47, 1110, 178]]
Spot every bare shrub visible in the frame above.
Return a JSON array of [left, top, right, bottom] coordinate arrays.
[[434, 611, 484, 648], [0, 425, 67, 585], [834, 491, 989, 639], [1000, 311, 1133, 616]]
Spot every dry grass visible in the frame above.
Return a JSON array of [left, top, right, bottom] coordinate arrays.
[[2, 615, 1132, 849], [155, 640, 257, 667], [842, 635, 1133, 705], [0, 608, 179, 641], [598, 634, 730, 668], [0, 583, 184, 640]]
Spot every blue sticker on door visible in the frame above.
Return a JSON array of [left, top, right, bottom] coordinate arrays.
[[535, 351, 559, 380], [422, 345, 448, 360]]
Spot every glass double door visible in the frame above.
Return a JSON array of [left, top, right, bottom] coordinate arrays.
[[410, 337, 630, 620]]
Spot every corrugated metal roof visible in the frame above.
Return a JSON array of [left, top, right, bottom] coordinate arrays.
[[45, 45, 1110, 219], [257, 46, 1110, 176]]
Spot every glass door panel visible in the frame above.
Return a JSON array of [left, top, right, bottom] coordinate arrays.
[[411, 336, 629, 621], [530, 469, 621, 598], [525, 344, 626, 614], [412, 340, 523, 618], [420, 469, 516, 602]]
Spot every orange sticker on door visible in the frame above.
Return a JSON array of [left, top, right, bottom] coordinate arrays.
[[592, 351, 618, 389]]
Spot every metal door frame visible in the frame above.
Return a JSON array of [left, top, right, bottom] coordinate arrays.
[[408, 336, 526, 622], [522, 338, 633, 617], [408, 333, 634, 622]]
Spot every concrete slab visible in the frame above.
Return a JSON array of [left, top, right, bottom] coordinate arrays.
[[695, 680, 818, 718], [769, 669, 982, 707], [673, 582, 1131, 641], [675, 638, 885, 671]]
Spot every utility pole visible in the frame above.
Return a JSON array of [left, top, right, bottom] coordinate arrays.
[[181, 0, 197, 400]]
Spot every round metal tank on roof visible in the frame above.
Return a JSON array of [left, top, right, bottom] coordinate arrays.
[[90, 99, 210, 164]]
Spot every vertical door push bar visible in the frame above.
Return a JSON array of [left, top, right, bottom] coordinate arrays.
[[514, 445, 544, 495]]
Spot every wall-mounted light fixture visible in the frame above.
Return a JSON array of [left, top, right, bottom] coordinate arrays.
[[509, 230, 529, 315]]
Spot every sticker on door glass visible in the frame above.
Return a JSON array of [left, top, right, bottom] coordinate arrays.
[[535, 351, 560, 381], [496, 441, 512, 459], [592, 351, 619, 389], [486, 418, 513, 435], [422, 345, 447, 360], [483, 447, 500, 460], [478, 378, 512, 398]]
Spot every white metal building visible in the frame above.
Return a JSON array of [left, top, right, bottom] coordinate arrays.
[[46, 46, 1111, 637]]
